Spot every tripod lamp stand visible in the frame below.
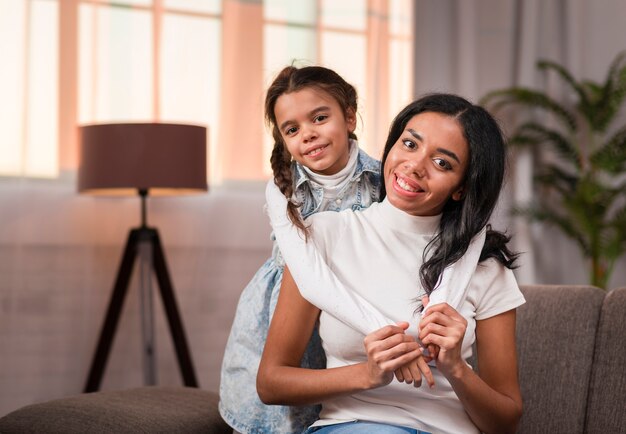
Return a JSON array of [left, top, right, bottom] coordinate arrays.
[[78, 123, 207, 393]]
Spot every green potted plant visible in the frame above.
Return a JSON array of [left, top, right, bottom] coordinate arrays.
[[481, 51, 626, 289]]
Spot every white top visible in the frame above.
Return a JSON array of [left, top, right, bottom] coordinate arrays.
[[303, 139, 359, 208], [307, 199, 525, 434]]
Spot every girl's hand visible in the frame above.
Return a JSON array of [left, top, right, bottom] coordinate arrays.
[[363, 322, 422, 388], [419, 303, 467, 378], [393, 354, 435, 388]]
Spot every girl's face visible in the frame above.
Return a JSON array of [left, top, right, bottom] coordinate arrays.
[[274, 87, 356, 176], [384, 112, 469, 216]]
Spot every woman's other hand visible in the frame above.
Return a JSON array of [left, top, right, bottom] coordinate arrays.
[[419, 303, 467, 378], [363, 322, 422, 388], [421, 295, 440, 361]]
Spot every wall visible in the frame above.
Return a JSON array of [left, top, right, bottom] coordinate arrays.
[[0, 177, 271, 416]]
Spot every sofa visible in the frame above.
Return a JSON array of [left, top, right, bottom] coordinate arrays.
[[1, 285, 624, 433], [515, 285, 626, 434]]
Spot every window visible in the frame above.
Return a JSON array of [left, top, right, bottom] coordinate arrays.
[[262, 0, 414, 172], [78, 0, 221, 180], [0, 0, 58, 177], [2, 0, 413, 182]]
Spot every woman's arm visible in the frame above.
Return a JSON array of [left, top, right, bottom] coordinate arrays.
[[257, 266, 424, 405], [420, 305, 522, 434]]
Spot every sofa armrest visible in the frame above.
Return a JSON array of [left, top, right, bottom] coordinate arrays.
[[0, 386, 231, 433]]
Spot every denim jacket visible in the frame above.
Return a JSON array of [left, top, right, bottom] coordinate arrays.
[[219, 146, 381, 434]]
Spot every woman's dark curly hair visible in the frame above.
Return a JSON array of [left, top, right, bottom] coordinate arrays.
[[265, 65, 358, 235], [379, 93, 519, 296]]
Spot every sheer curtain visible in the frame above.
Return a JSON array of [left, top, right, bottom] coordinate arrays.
[[412, 0, 626, 287], [0, 0, 414, 416]]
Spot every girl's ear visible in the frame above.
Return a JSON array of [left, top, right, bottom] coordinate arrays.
[[452, 186, 465, 201], [345, 108, 357, 133]]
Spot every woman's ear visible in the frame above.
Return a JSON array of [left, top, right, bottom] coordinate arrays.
[[452, 186, 465, 201]]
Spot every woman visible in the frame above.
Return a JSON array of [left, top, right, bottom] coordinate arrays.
[[257, 94, 524, 434]]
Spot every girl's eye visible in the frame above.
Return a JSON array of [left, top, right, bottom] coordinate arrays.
[[285, 126, 298, 136], [402, 139, 416, 149], [434, 158, 452, 170], [314, 114, 328, 123]]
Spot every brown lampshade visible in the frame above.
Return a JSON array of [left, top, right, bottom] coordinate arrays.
[[78, 123, 208, 196]]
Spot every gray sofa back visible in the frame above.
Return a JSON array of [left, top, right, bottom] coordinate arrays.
[[517, 285, 626, 434], [584, 287, 626, 434]]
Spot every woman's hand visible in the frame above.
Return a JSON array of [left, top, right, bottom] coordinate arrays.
[[420, 295, 440, 362], [419, 303, 467, 378], [363, 322, 423, 388]]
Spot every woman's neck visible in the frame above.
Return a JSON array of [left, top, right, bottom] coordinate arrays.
[[377, 198, 441, 235]]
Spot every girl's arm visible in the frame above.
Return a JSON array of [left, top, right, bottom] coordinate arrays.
[[257, 266, 425, 405], [265, 180, 392, 335], [420, 305, 522, 434], [265, 180, 486, 335]]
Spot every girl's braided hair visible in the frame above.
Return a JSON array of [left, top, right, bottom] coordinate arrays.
[[265, 65, 358, 235]]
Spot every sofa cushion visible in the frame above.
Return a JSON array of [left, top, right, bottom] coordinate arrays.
[[0, 386, 231, 434], [516, 285, 605, 434], [585, 287, 626, 434]]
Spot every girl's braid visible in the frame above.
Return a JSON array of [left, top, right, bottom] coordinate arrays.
[[269, 133, 308, 236]]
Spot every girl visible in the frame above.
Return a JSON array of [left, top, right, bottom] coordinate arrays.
[[219, 66, 382, 434], [257, 94, 525, 434]]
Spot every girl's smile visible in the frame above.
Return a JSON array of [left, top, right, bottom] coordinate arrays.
[[384, 112, 468, 216], [304, 143, 330, 158]]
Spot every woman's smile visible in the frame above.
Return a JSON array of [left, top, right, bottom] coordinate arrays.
[[393, 173, 424, 194]]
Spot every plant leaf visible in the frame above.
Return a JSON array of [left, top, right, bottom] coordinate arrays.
[[481, 88, 578, 131], [590, 125, 626, 173], [595, 50, 626, 131], [533, 163, 579, 195], [513, 122, 581, 168], [538, 60, 595, 124], [513, 204, 591, 256]]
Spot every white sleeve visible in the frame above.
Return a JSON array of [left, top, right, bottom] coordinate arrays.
[[265, 180, 489, 335], [425, 227, 486, 313], [265, 180, 393, 335], [471, 259, 525, 320]]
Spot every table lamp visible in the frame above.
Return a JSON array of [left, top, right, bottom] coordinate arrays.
[[78, 123, 207, 392]]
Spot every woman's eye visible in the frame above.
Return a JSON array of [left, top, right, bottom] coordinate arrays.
[[434, 158, 452, 170], [402, 139, 416, 149]]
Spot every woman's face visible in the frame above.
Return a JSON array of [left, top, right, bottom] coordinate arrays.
[[383, 111, 469, 216]]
